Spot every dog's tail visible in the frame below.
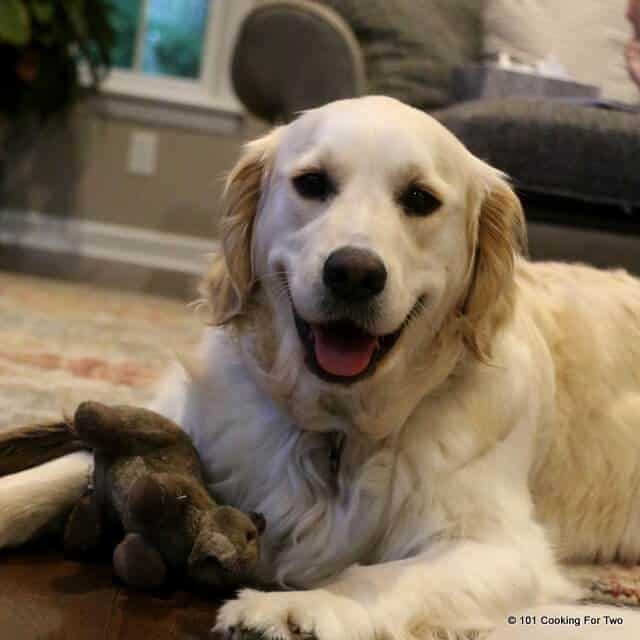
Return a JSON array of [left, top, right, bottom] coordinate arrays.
[[0, 420, 87, 478]]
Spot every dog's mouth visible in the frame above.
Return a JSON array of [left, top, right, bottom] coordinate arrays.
[[292, 299, 424, 385]]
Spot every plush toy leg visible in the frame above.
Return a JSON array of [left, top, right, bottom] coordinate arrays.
[[73, 402, 185, 455], [113, 533, 167, 589], [64, 491, 103, 557], [126, 473, 186, 527]]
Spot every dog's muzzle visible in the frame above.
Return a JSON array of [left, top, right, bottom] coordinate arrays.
[[284, 248, 423, 384], [292, 298, 425, 385]]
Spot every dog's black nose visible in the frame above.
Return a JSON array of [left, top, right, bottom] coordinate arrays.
[[323, 247, 387, 301]]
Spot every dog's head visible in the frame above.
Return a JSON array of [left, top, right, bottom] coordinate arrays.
[[202, 97, 525, 434]]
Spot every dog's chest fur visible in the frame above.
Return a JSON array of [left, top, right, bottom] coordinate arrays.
[[152, 328, 439, 587]]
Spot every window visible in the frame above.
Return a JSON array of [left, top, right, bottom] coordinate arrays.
[[110, 0, 210, 79], [96, 0, 253, 133]]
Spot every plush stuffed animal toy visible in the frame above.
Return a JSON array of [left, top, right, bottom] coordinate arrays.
[[62, 401, 265, 591]]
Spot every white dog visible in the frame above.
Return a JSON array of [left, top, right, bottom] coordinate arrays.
[[3, 96, 640, 639]]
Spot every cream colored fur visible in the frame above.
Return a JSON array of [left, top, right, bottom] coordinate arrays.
[[0, 452, 91, 548], [2, 97, 640, 639]]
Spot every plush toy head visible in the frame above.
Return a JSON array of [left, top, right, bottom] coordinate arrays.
[[125, 472, 266, 588], [188, 507, 266, 588]]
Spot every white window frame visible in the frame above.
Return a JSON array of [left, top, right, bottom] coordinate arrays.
[[93, 0, 254, 134]]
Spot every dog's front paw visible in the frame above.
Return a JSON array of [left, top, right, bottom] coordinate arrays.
[[213, 588, 374, 640]]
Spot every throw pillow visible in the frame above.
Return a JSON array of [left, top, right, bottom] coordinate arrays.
[[484, 0, 638, 103]]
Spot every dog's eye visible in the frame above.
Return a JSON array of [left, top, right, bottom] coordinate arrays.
[[400, 185, 441, 217], [292, 171, 334, 201]]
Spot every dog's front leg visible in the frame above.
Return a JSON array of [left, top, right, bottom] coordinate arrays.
[[214, 535, 580, 640]]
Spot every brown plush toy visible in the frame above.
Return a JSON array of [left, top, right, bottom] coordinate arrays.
[[62, 401, 265, 591]]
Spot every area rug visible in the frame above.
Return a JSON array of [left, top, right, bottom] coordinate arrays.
[[1, 270, 640, 612], [572, 564, 640, 608], [0, 271, 202, 428]]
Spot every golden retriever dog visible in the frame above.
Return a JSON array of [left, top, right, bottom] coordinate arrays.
[[3, 96, 640, 638]]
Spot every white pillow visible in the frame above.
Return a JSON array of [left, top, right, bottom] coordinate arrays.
[[484, 0, 638, 103]]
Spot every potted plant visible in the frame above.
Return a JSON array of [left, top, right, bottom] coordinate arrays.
[[0, 0, 114, 170]]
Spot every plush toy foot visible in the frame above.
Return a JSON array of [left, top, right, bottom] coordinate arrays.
[[64, 492, 102, 557], [113, 533, 167, 589]]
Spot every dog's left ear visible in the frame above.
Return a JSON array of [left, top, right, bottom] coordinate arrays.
[[462, 170, 527, 361], [201, 128, 282, 325]]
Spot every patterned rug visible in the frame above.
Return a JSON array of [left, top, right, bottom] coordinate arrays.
[[0, 271, 202, 428], [572, 564, 640, 608], [1, 270, 640, 610]]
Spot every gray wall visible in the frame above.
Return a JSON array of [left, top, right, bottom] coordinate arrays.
[[3, 105, 267, 240]]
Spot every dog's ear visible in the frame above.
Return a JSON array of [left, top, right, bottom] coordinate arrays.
[[201, 128, 282, 325], [462, 171, 526, 361]]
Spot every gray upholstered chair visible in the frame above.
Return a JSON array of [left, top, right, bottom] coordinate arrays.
[[232, 0, 366, 123]]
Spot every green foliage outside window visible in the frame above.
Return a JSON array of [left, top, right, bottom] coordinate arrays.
[[108, 0, 142, 70], [144, 0, 209, 79], [109, 0, 210, 80]]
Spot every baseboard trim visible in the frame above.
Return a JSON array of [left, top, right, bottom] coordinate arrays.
[[0, 210, 220, 275]]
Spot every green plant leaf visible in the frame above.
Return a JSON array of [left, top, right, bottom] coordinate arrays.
[[1, 0, 114, 124], [30, 0, 54, 24], [61, 0, 88, 39], [0, 0, 31, 46]]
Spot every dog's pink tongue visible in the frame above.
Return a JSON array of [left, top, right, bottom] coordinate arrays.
[[312, 324, 378, 377]]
